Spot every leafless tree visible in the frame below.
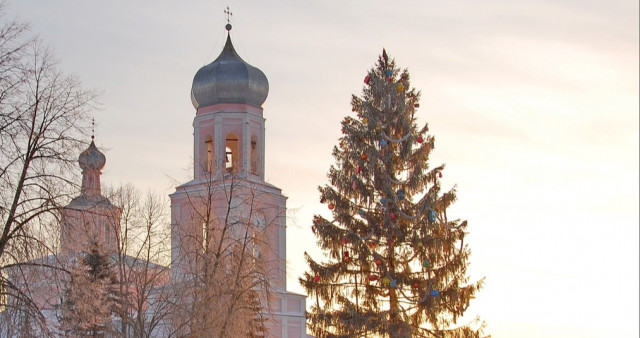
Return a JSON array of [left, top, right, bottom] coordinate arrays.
[[0, 1, 95, 334], [168, 170, 282, 337], [105, 184, 172, 338]]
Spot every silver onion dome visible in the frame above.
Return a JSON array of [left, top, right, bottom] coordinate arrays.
[[191, 34, 269, 109], [78, 140, 106, 171]]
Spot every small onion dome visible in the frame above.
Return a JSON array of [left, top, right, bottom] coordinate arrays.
[[78, 140, 106, 171], [191, 34, 269, 109]]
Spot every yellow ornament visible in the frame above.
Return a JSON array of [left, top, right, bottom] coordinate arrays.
[[382, 277, 390, 286], [363, 118, 369, 124], [396, 84, 404, 92]]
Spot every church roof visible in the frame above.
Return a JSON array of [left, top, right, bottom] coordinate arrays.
[[190, 29, 269, 109], [67, 193, 115, 209]]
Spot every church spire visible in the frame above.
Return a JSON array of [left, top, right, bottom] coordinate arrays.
[[78, 131, 106, 196]]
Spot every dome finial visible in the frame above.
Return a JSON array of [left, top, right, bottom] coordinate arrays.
[[91, 118, 95, 141], [224, 6, 233, 31]]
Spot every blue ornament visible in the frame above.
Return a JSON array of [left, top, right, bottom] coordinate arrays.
[[430, 290, 440, 297], [379, 139, 388, 147], [397, 189, 405, 200], [381, 197, 388, 204], [428, 210, 436, 222], [358, 209, 365, 215], [385, 70, 392, 77], [422, 259, 430, 268], [390, 279, 398, 288]]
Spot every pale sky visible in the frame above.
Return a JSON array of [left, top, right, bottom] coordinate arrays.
[[6, 1, 638, 337]]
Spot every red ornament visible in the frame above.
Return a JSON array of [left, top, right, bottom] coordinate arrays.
[[314, 275, 321, 282], [417, 136, 424, 144], [341, 237, 348, 245], [356, 166, 362, 174], [388, 77, 393, 82], [368, 242, 376, 249], [439, 172, 443, 178], [344, 257, 351, 263], [412, 281, 420, 288], [389, 212, 396, 220], [375, 258, 382, 266], [364, 75, 371, 85], [328, 203, 335, 210], [343, 251, 349, 258], [361, 153, 368, 160], [414, 103, 420, 108], [368, 274, 379, 281]]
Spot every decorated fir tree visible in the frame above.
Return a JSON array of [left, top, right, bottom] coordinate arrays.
[[301, 50, 485, 337]]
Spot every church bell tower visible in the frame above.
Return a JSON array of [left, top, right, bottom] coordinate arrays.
[[169, 21, 306, 337]]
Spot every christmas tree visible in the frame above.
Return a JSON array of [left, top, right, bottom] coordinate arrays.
[[301, 50, 485, 337], [59, 241, 119, 336]]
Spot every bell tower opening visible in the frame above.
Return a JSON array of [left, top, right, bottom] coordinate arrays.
[[225, 134, 238, 170], [251, 135, 259, 175], [205, 137, 213, 173]]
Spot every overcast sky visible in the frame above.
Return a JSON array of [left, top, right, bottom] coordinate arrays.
[[5, 1, 638, 336]]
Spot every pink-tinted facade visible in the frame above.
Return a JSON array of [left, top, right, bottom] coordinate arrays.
[[169, 29, 307, 337]]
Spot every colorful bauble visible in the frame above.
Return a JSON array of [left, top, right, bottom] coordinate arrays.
[[396, 84, 404, 92], [358, 209, 365, 216], [363, 117, 368, 124], [414, 103, 420, 108], [368, 274, 379, 281], [417, 136, 424, 143], [385, 70, 392, 77], [344, 257, 351, 263], [364, 75, 371, 84], [356, 166, 362, 174], [389, 279, 398, 288], [375, 258, 382, 266], [397, 189, 405, 200], [361, 153, 368, 160], [379, 139, 388, 147], [368, 242, 376, 249], [314, 275, 321, 282], [381, 276, 391, 286], [328, 203, 335, 210], [341, 238, 348, 245], [439, 172, 443, 178], [380, 197, 388, 204], [343, 251, 349, 258], [412, 281, 420, 288], [430, 290, 440, 297], [422, 259, 430, 268], [389, 212, 397, 220], [428, 210, 436, 222]]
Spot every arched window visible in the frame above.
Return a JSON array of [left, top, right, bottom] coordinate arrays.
[[205, 138, 213, 173], [225, 134, 238, 170], [250, 135, 259, 175]]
